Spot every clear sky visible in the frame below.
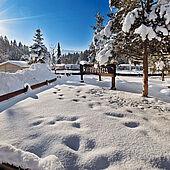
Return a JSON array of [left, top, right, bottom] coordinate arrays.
[[0, 0, 111, 51]]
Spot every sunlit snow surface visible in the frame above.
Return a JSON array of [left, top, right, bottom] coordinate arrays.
[[0, 75, 170, 170]]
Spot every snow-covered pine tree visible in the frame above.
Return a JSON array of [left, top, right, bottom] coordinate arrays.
[[13, 40, 17, 47], [120, 0, 170, 97], [149, 54, 169, 81], [49, 44, 57, 68], [89, 12, 105, 64], [91, 12, 105, 34], [57, 43, 61, 64], [89, 42, 96, 63], [103, 0, 139, 65], [30, 29, 48, 63], [90, 5, 134, 66], [0, 36, 29, 62], [0, 36, 9, 62]]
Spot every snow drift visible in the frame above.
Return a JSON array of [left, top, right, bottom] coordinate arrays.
[[0, 143, 64, 170], [0, 64, 56, 96]]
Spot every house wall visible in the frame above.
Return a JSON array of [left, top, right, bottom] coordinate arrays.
[[0, 63, 27, 73]]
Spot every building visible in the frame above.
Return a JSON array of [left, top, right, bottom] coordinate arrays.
[[117, 64, 143, 71], [0, 60, 29, 73]]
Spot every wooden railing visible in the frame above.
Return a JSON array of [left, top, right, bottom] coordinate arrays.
[[0, 78, 57, 102]]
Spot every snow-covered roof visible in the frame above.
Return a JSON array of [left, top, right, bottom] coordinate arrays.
[[56, 64, 65, 67], [0, 60, 29, 68], [119, 64, 142, 67]]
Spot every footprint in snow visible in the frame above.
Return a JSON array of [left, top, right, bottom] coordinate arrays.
[[84, 155, 110, 170], [54, 88, 61, 91], [68, 116, 78, 121], [57, 97, 64, 100], [62, 135, 80, 151], [56, 116, 78, 122], [56, 116, 65, 121], [81, 95, 87, 99], [105, 112, 124, 118], [31, 120, 43, 126], [126, 109, 133, 113], [84, 139, 96, 151], [72, 99, 80, 102], [28, 133, 40, 139], [88, 103, 94, 108], [72, 122, 80, 128], [150, 156, 170, 169], [53, 92, 57, 94], [88, 102, 101, 109], [58, 94, 64, 97], [47, 120, 56, 125], [123, 121, 140, 128], [143, 117, 149, 121]]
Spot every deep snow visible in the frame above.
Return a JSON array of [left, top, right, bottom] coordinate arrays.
[[0, 75, 170, 170], [0, 64, 56, 96]]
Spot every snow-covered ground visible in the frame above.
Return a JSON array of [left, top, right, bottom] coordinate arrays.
[[0, 75, 170, 170]]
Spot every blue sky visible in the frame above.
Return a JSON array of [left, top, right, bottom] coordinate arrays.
[[0, 0, 111, 51]]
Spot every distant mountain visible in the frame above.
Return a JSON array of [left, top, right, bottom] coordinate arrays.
[[62, 49, 81, 54]]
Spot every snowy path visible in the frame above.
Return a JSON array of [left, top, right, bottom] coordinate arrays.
[[0, 75, 170, 170]]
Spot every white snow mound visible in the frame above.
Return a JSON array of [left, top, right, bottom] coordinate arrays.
[[0, 63, 56, 96], [0, 143, 64, 170]]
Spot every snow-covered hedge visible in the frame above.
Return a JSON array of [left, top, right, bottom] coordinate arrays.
[[0, 64, 56, 96]]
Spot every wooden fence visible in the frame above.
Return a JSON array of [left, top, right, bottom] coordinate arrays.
[[0, 78, 57, 102], [0, 163, 29, 170]]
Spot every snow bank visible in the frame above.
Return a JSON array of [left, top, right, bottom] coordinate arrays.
[[0, 143, 64, 170], [0, 75, 170, 169], [0, 64, 56, 96]]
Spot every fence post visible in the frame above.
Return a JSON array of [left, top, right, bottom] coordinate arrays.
[[99, 75, 102, 81], [107, 64, 116, 90], [111, 76, 116, 90], [80, 64, 84, 82]]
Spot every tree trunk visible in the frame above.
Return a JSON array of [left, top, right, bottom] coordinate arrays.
[[162, 70, 165, 81], [142, 43, 148, 97]]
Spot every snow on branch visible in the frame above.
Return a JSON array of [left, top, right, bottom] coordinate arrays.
[[122, 2, 170, 41]]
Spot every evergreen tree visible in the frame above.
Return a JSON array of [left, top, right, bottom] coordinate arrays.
[[57, 43, 61, 64], [0, 36, 29, 62], [89, 12, 105, 64], [30, 29, 48, 63], [18, 42, 23, 49], [91, 12, 105, 34], [49, 44, 57, 67], [92, 0, 169, 96], [110, 0, 170, 96], [13, 40, 17, 47]]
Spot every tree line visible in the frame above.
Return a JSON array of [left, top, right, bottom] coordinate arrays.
[[0, 36, 29, 63], [0, 28, 89, 66]]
